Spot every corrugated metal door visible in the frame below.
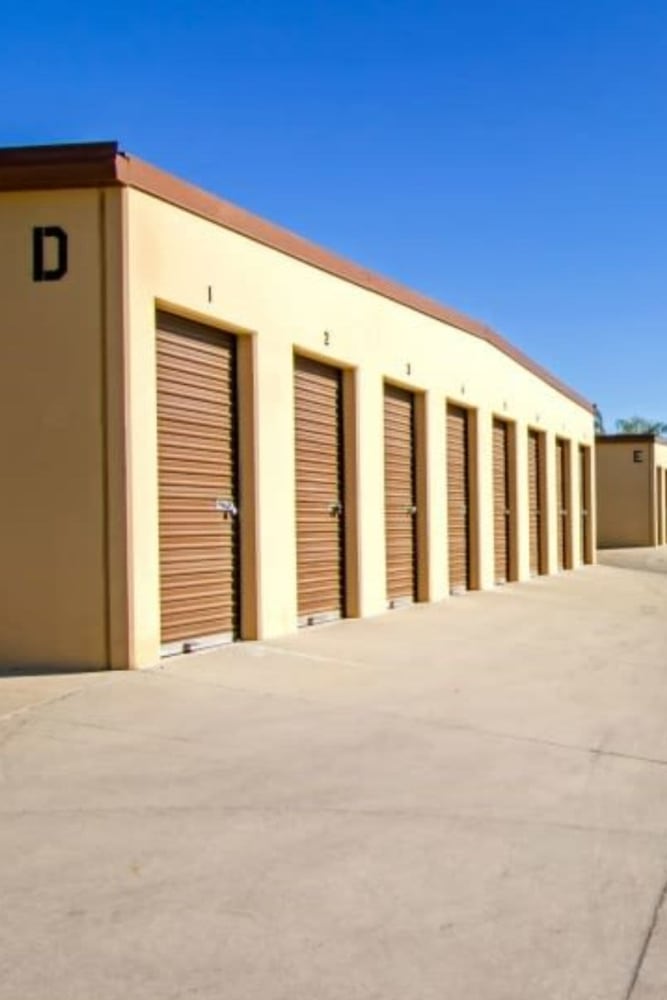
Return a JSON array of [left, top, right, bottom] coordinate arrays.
[[157, 312, 238, 650], [528, 430, 544, 575], [493, 419, 511, 584], [294, 356, 345, 624], [447, 404, 470, 592], [580, 445, 591, 561], [556, 439, 569, 570], [384, 385, 417, 605]]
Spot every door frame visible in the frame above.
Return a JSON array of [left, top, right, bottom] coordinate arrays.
[[293, 352, 350, 626], [492, 415, 518, 584], [154, 307, 259, 652], [383, 379, 427, 607], [446, 399, 480, 592], [556, 437, 573, 570], [292, 350, 360, 620], [528, 426, 548, 576]]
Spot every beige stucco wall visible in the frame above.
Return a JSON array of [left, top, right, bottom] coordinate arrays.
[[120, 187, 595, 668], [654, 441, 667, 545], [596, 440, 654, 548], [0, 189, 124, 669], [0, 181, 595, 671], [654, 442, 667, 469]]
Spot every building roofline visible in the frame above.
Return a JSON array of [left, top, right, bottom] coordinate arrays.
[[0, 140, 593, 414], [596, 434, 667, 446]]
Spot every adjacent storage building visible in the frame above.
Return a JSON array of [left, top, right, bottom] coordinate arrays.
[[596, 435, 667, 548], [0, 142, 596, 670]]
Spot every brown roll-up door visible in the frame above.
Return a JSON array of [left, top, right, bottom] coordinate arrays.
[[580, 445, 591, 561], [157, 312, 239, 648], [447, 404, 470, 592], [556, 439, 569, 570], [528, 430, 544, 575], [294, 356, 345, 623], [384, 384, 417, 605], [492, 419, 511, 584]]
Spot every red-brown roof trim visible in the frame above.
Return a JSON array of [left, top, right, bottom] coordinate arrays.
[[0, 141, 593, 413], [0, 141, 120, 190]]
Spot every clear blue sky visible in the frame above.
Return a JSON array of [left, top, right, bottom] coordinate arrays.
[[3, 0, 665, 427]]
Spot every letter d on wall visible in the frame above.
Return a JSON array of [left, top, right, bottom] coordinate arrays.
[[33, 226, 68, 282]]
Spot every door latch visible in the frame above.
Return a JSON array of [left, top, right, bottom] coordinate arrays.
[[215, 499, 238, 517]]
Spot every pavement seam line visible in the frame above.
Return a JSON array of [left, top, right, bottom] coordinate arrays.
[[623, 870, 667, 1000], [364, 707, 667, 772], [9, 665, 667, 777], [432, 724, 667, 771], [132, 672, 667, 771], [1, 802, 666, 842]]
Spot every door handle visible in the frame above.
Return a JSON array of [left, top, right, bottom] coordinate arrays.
[[329, 500, 343, 516], [215, 498, 238, 517], [406, 505, 417, 515]]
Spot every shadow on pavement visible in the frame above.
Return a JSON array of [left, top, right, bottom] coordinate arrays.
[[597, 548, 667, 576], [0, 663, 109, 679]]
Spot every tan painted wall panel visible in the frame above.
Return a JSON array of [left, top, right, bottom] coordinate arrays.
[[596, 441, 652, 547], [0, 190, 108, 669]]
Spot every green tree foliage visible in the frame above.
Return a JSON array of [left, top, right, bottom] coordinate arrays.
[[614, 415, 667, 434], [593, 404, 605, 435]]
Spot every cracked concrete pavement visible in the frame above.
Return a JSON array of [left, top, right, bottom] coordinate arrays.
[[2, 548, 667, 999]]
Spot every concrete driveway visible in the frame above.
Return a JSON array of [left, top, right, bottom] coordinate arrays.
[[3, 551, 667, 1000]]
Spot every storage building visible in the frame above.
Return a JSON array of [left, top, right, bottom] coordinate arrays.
[[596, 435, 667, 548], [0, 142, 596, 670]]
